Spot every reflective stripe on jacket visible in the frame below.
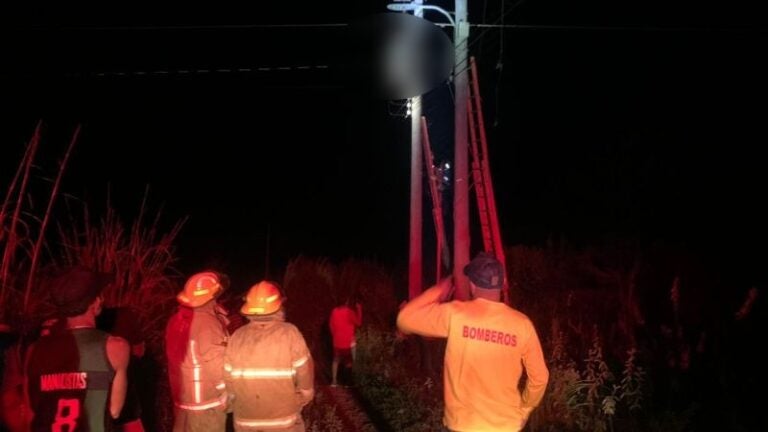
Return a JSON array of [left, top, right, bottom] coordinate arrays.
[[166, 304, 229, 410], [225, 318, 314, 426]]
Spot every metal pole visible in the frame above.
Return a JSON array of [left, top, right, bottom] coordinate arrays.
[[408, 0, 424, 299], [453, 0, 470, 300]]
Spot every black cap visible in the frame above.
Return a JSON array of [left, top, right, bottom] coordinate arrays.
[[463, 252, 504, 289]]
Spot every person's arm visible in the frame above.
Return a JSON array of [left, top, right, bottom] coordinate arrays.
[[223, 344, 235, 413], [196, 327, 228, 362], [22, 343, 36, 426], [106, 336, 130, 419], [291, 328, 314, 406], [194, 312, 228, 364], [195, 320, 229, 402], [396, 277, 454, 338], [520, 320, 549, 413]]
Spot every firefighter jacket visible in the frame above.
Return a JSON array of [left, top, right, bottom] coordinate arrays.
[[224, 314, 314, 430], [165, 302, 230, 412], [397, 285, 549, 432]]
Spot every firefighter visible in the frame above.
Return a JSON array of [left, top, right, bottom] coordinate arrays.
[[24, 266, 131, 431], [397, 252, 549, 432], [224, 281, 314, 432], [165, 271, 230, 432]]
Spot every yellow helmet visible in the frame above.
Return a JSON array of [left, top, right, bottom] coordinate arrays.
[[241, 281, 283, 316], [177, 271, 226, 308]]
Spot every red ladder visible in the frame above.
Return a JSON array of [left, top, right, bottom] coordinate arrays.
[[421, 116, 451, 281], [467, 56, 509, 302]]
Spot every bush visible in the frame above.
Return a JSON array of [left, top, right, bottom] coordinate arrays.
[[353, 326, 443, 432]]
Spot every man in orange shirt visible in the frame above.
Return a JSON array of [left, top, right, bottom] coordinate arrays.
[[398, 252, 549, 432], [328, 298, 362, 387]]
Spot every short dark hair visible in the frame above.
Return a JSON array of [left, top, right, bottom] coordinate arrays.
[[47, 266, 110, 318]]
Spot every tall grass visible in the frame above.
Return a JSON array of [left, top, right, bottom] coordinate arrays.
[[56, 189, 186, 346], [1, 122, 81, 325], [52, 191, 185, 432], [2, 125, 185, 432], [1, 123, 82, 432], [1, 122, 42, 322], [3, 122, 760, 430], [23, 125, 79, 311]]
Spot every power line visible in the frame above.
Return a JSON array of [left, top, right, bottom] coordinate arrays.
[[47, 23, 349, 31], [22, 16, 766, 85], [451, 23, 765, 77], [61, 64, 332, 78], [467, 23, 768, 32], [26, 22, 766, 33]]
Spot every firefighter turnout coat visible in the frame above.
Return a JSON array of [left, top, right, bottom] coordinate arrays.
[[224, 313, 314, 431], [165, 303, 230, 415]]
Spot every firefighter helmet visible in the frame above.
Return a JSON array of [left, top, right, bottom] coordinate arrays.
[[241, 281, 283, 316], [177, 271, 227, 308]]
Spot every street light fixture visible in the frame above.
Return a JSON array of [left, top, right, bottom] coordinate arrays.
[[386, 3, 456, 27]]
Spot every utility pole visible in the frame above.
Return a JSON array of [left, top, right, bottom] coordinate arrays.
[[453, 0, 470, 300], [408, 0, 424, 300]]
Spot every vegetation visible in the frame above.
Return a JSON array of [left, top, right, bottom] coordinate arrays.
[[3, 125, 763, 431]]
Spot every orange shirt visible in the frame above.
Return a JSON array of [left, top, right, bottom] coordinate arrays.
[[397, 286, 549, 432]]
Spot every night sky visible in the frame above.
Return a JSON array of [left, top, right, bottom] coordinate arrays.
[[2, 1, 767, 286]]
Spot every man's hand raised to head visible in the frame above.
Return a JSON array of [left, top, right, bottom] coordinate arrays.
[[438, 276, 455, 303]]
